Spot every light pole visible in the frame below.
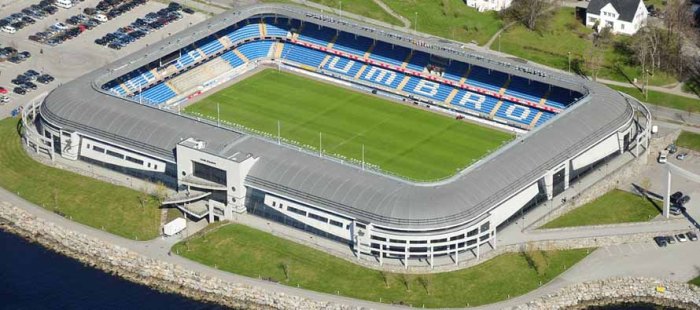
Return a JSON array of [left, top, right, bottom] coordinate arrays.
[[567, 52, 571, 73], [498, 34, 501, 52], [414, 12, 417, 33]]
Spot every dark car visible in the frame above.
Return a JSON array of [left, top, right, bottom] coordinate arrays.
[[182, 7, 195, 14], [670, 191, 683, 204], [11, 78, 27, 85], [37, 74, 54, 84], [25, 69, 40, 77], [654, 236, 668, 247], [688, 231, 698, 241], [21, 16, 36, 24], [678, 195, 690, 206], [43, 6, 58, 15], [23, 82, 37, 90], [19, 51, 31, 58], [8, 56, 24, 64], [13, 87, 27, 95]]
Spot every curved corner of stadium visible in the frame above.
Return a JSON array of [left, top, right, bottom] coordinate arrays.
[[24, 4, 652, 267]]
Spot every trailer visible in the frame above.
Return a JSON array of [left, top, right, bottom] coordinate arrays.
[[163, 217, 186, 236]]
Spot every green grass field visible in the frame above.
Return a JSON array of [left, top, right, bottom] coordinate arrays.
[[382, 0, 502, 45], [541, 189, 661, 229], [675, 131, 700, 152], [185, 69, 513, 180], [0, 118, 161, 240], [173, 223, 591, 308], [690, 276, 700, 287], [262, 0, 404, 26], [607, 84, 700, 112]]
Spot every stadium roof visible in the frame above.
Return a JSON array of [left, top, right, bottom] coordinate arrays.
[[41, 3, 635, 230]]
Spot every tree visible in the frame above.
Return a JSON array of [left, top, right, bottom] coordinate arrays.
[[504, 0, 557, 31], [585, 46, 605, 81], [280, 261, 290, 281], [151, 181, 169, 205]]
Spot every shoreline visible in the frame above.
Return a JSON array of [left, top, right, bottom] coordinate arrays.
[[0, 203, 355, 310], [1, 200, 699, 309]]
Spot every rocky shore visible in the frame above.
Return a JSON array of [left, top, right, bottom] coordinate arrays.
[[0, 203, 357, 310], [518, 277, 700, 310], [2, 201, 699, 310]]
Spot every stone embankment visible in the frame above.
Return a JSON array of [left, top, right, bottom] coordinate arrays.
[[517, 277, 700, 309], [0, 203, 356, 310]]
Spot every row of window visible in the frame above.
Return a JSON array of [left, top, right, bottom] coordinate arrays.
[[272, 200, 348, 229], [85, 143, 156, 169]]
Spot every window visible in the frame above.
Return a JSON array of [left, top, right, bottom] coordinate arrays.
[[86, 144, 91, 149], [272, 201, 276, 207], [106, 149, 124, 159], [329, 219, 343, 228], [93, 146, 105, 153], [308, 213, 328, 223], [480, 222, 490, 232], [125, 156, 144, 165], [467, 229, 478, 237], [192, 161, 226, 185], [620, 23, 625, 29], [287, 206, 306, 216]]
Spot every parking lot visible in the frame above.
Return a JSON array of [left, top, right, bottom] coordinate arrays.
[[0, 0, 207, 118]]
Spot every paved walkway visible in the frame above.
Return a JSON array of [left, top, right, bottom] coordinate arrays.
[[371, 0, 411, 28]]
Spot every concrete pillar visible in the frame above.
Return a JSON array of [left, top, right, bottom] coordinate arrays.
[[379, 244, 383, 266], [404, 250, 408, 269], [493, 229, 497, 249], [544, 172, 554, 200], [455, 247, 459, 265], [476, 241, 480, 260], [430, 246, 434, 269], [664, 168, 671, 219], [563, 163, 570, 190], [208, 203, 214, 223]]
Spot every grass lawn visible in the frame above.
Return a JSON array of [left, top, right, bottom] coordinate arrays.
[[185, 69, 513, 180], [173, 224, 591, 307], [541, 189, 661, 229], [0, 118, 161, 240], [675, 131, 700, 152], [382, 0, 503, 45], [690, 276, 700, 287], [262, 0, 404, 26], [497, 8, 676, 86], [607, 84, 700, 112]]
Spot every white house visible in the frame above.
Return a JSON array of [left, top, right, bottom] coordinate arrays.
[[466, 0, 513, 12], [586, 0, 648, 35]]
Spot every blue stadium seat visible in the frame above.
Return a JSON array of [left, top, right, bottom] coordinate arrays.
[[221, 51, 245, 68], [406, 51, 429, 72], [467, 66, 507, 92], [402, 77, 451, 101], [197, 36, 225, 56], [494, 101, 538, 126], [298, 25, 336, 46], [504, 77, 548, 103], [263, 17, 290, 36], [443, 61, 469, 82], [282, 44, 327, 67], [547, 87, 576, 109], [227, 23, 261, 43], [322, 55, 363, 77], [237, 41, 273, 60], [369, 42, 408, 67], [535, 112, 556, 127], [333, 32, 373, 57], [450, 89, 499, 115], [140, 83, 177, 105]]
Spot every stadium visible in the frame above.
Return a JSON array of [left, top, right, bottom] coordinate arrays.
[[23, 3, 651, 267]]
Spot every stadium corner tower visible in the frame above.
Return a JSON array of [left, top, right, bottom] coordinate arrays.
[[27, 4, 651, 266]]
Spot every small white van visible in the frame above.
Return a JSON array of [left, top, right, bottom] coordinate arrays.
[[95, 14, 108, 22], [55, 0, 74, 9], [1, 25, 16, 34]]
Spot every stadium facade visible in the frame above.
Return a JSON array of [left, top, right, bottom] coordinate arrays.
[[23, 4, 651, 266]]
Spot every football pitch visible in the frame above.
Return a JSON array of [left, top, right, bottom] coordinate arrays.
[[184, 69, 513, 180]]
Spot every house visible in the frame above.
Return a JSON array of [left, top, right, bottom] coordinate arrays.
[[586, 0, 649, 35], [466, 0, 513, 12]]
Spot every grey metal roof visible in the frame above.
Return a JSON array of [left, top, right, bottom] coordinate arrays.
[[588, 0, 643, 22], [40, 3, 635, 230]]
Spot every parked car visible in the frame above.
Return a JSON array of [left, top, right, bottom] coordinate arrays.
[[37, 74, 54, 84], [687, 231, 698, 241], [0, 86, 7, 94], [658, 151, 668, 164], [670, 191, 683, 204], [670, 205, 685, 216], [677, 233, 688, 242], [667, 235, 677, 244], [654, 236, 668, 247], [182, 7, 195, 14], [1, 25, 17, 33], [23, 81, 37, 90], [676, 153, 687, 160], [678, 195, 690, 206], [13, 87, 26, 95], [0, 95, 9, 103], [667, 144, 677, 154]]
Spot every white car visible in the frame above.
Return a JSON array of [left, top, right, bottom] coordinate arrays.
[[658, 151, 668, 164], [0, 95, 9, 103], [53, 22, 68, 30], [95, 14, 108, 23], [1, 25, 17, 33], [677, 234, 688, 242]]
